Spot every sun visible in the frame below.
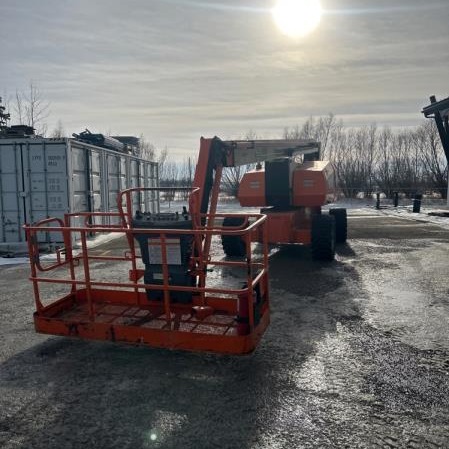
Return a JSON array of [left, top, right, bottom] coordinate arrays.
[[272, 0, 322, 38]]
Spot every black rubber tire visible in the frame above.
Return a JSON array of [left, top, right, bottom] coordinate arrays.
[[221, 217, 246, 257], [311, 214, 336, 261], [329, 208, 347, 243]]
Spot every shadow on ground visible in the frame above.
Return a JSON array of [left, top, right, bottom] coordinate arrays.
[[0, 243, 364, 449]]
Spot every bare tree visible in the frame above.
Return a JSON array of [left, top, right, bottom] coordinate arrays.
[[12, 82, 50, 135], [414, 121, 447, 198], [282, 115, 447, 199], [14, 90, 24, 125], [177, 156, 197, 199], [25, 82, 50, 135], [159, 159, 180, 206], [221, 130, 258, 197], [0, 96, 10, 131], [283, 114, 340, 160], [221, 164, 254, 197], [332, 127, 377, 198], [137, 134, 156, 160]]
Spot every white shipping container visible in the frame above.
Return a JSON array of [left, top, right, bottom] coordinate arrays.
[[0, 138, 159, 250]]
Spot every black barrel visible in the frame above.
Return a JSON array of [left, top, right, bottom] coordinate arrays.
[[412, 194, 422, 213]]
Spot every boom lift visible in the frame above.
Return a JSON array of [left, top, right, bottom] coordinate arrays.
[[195, 137, 346, 260], [25, 137, 344, 354]]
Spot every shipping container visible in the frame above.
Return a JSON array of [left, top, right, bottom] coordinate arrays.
[[0, 138, 158, 251]]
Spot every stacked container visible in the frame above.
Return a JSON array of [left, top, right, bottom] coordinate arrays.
[[0, 138, 158, 249]]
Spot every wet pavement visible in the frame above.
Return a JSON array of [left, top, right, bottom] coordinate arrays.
[[0, 208, 448, 448]]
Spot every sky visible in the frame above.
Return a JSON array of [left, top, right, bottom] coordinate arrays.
[[1, 0, 449, 158]]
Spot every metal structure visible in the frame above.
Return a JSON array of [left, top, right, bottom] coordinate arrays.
[[422, 95, 449, 163], [25, 136, 342, 354], [422, 95, 449, 205], [72, 129, 127, 153]]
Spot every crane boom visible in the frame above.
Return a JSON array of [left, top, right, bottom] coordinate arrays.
[[192, 136, 321, 216]]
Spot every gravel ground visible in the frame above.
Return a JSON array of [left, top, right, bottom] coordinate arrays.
[[1, 208, 449, 448]]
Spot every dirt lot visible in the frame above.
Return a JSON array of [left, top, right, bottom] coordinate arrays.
[[1, 209, 449, 448]]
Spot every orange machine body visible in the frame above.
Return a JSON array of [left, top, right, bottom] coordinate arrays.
[[256, 208, 316, 245], [238, 160, 335, 208], [238, 160, 336, 245], [238, 170, 267, 207], [292, 160, 336, 206]]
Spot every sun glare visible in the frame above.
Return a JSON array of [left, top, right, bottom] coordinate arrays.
[[272, 0, 322, 38]]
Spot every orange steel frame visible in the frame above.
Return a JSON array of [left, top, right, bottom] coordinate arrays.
[[25, 186, 270, 355]]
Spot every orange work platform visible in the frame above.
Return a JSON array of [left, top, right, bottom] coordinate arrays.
[[25, 187, 270, 355], [33, 289, 269, 354]]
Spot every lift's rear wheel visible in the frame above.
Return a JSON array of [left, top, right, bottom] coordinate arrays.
[[221, 217, 246, 257], [329, 208, 347, 243], [311, 214, 336, 261]]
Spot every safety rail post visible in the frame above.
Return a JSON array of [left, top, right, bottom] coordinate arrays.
[[198, 167, 223, 306], [246, 232, 255, 331], [262, 218, 269, 306], [202, 165, 222, 259], [26, 228, 44, 313], [189, 190, 205, 305], [80, 229, 95, 321], [159, 232, 172, 326], [63, 214, 77, 294], [120, 189, 141, 305], [127, 227, 141, 305]]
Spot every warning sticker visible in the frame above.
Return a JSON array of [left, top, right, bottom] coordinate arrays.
[[148, 238, 182, 265], [249, 181, 260, 189]]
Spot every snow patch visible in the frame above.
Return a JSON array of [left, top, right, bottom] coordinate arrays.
[[0, 257, 29, 266]]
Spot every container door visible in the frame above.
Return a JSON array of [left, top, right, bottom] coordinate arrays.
[[120, 156, 127, 191], [129, 158, 143, 211], [144, 162, 159, 213], [23, 141, 69, 243], [89, 150, 102, 225], [71, 145, 89, 217], [104, 152, 121, 226], [130, 159, 140, 189], [106, 153, 121, 209], [0, 142, 26, 243]]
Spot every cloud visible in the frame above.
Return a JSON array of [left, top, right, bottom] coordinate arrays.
[[1, 0, 448, 157]]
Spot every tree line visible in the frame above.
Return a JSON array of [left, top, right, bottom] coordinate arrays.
[[283, 114, 447, 199], [157, 115, 447, 200]]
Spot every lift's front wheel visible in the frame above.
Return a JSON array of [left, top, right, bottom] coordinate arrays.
[[311, 214, 336, 261], [329, 208, 347, 243], [221, 217, 246, 257]]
